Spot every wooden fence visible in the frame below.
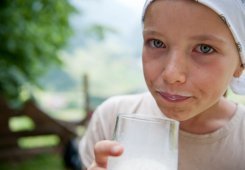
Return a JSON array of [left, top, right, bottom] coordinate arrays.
[[0, 98, 78, 160]]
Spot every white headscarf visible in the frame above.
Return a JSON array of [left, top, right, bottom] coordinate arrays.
[[142, 0, 245, 95]]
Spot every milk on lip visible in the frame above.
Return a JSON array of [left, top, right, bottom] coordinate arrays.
[[156, 88, 192, 97]]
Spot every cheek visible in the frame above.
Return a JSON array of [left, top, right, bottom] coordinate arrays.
[[192, 64, 232, 97], [143, 60, 153, 87], [142, 54, 161, 87]]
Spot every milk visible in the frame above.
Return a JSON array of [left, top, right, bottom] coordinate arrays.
[[108, 157, 176, 170], [108, 114, 179, 170]]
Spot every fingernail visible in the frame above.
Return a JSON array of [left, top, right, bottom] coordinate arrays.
[[112, 145, 122, 153]]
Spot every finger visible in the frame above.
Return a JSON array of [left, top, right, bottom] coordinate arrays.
[[94, 140, 124, 168], [88, 161, 107, 170]]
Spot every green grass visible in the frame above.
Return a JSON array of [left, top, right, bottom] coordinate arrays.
[[18, 135, 60, 149], [9, 116, 35, 132], [0, 153, 66, 170]]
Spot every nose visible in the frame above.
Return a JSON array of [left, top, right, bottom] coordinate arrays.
[[161, 51, 187, 84]]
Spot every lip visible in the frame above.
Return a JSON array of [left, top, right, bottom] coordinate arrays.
[[156, 90, 192, 103]]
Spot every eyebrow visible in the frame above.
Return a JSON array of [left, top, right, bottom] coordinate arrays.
[[189, 35, 226, 44], [143, 30, 161, 36], [143, 29, 227, 45]]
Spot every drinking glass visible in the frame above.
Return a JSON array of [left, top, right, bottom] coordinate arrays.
[[107, 113, 179, 170]]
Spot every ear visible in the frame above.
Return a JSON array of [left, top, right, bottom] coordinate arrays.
[[233, 64, 244, 77]]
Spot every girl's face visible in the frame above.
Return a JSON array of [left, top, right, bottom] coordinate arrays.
[[142, 0, 243, 121]]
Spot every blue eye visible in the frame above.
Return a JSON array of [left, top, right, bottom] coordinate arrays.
[[150, 39, 165, 48], [196, 44, 214, 54]]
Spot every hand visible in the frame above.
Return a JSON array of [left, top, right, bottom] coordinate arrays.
[[88, 140, 124, 170]]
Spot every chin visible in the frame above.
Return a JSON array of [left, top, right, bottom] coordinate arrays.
[[165, 115, 184, 121], [161, 109, 191, 121]]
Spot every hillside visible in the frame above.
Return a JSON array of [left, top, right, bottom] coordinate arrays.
[[36, 0, 147, 120]]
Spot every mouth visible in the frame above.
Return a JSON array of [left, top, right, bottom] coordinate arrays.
[[156, 89, 192, 102]]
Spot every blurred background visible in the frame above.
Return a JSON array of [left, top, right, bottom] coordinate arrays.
[[0, 0, 146, 169], [0, 0, 244, 170]]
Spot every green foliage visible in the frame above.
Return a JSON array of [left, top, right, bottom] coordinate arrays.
[[0, 0, 76, 107]]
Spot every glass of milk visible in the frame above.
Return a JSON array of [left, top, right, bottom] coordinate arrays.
[[107, 114, 179, 170]]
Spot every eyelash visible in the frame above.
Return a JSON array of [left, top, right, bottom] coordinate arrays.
[[148, 39, 166, 48], [194, 44, 215, 54], [145, 39, 215, 55]]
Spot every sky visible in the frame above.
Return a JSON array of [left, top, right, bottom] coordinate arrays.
[[117, 0, 145, 11], [69, 0, 146, 52], [71, 0, 145, 11]]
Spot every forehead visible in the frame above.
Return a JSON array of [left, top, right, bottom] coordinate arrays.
[[143, 0, 237, 50], [143, 0, 227, 32], [143, 0, 213, 17], [144, 0, 219, 22]]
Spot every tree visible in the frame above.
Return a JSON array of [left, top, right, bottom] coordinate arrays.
[[0, 0, 76, 107]]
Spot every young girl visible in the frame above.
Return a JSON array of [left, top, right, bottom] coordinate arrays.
[[80, 0, 245, 169]]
